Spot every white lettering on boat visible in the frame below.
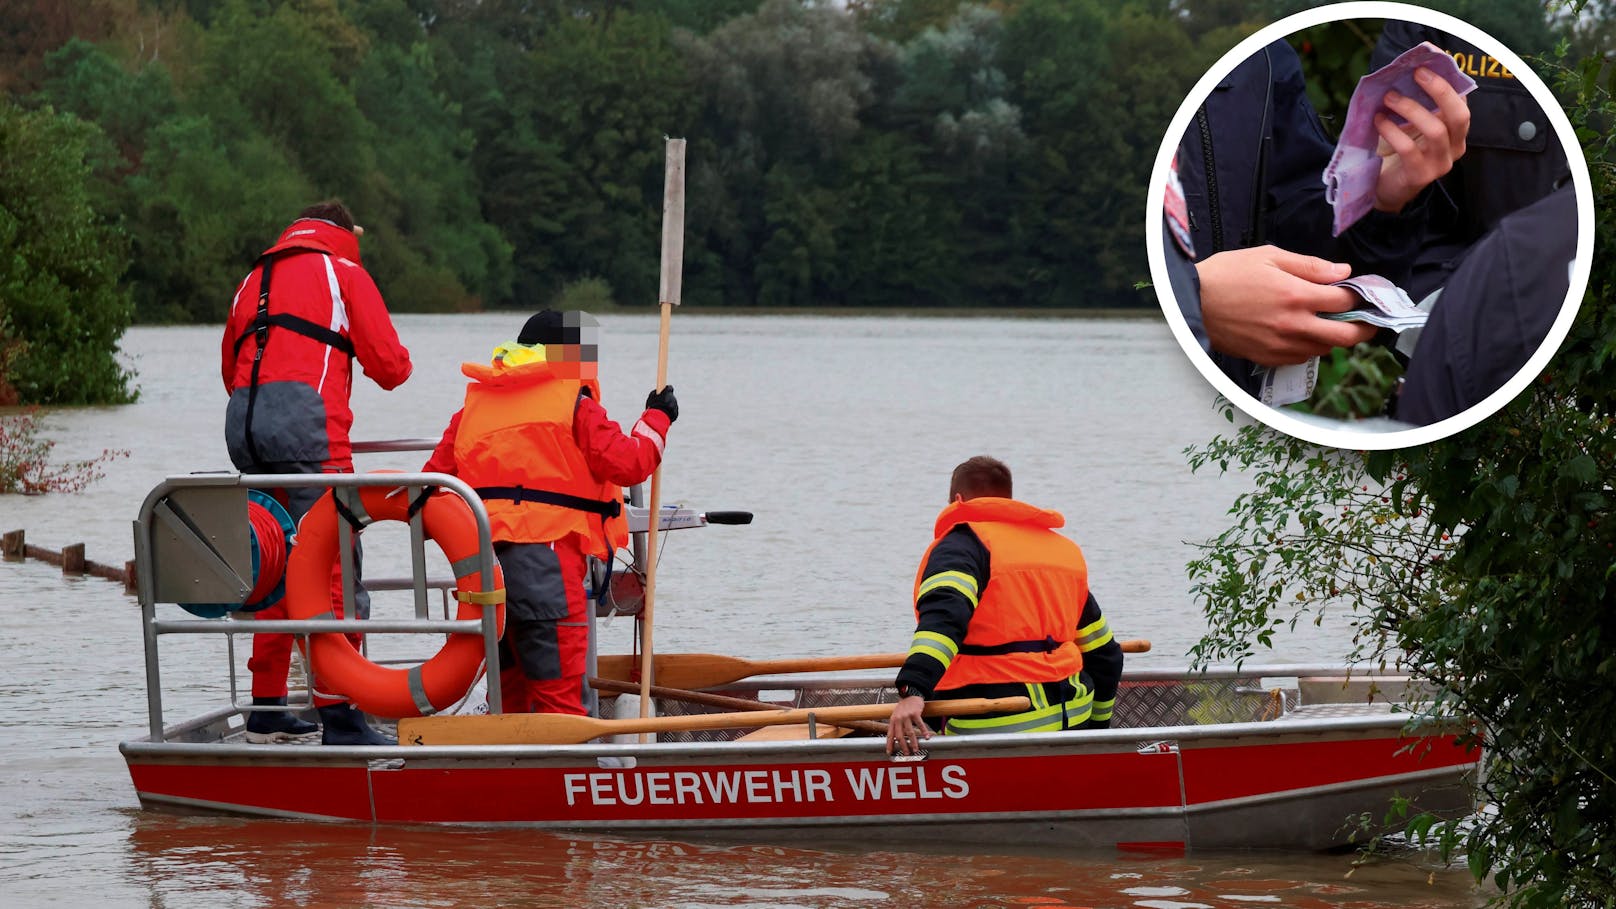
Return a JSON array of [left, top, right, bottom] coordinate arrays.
[[561, 765, 968, 807], [843, 765, 970, 801]]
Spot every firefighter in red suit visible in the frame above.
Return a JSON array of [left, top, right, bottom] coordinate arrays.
[[423, 310, 676, 715], [220, 201, 413, 745]]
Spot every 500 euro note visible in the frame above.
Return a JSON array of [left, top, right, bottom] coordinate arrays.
[[1323, 41, 1476, 236]]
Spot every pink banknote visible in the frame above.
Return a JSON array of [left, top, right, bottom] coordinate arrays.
[[1323, 42, 1477, 236]]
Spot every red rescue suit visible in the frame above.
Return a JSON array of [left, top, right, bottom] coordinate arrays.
[[220, 217, 412, 471], [220, 217, 411, 701], [424, 357, 668, 715]]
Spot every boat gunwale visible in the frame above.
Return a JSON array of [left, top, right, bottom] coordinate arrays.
[[120, 670, 1476, 764]]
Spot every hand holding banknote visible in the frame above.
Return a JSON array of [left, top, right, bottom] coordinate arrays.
[[1324, 42, 1476, 235], [1372, 67, 1472, 214], [1196, 246, 1377, 365]]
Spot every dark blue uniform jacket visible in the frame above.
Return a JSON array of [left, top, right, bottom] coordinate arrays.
[[1372, 22, 1571, 300], [1396, 183, 1576, 426]]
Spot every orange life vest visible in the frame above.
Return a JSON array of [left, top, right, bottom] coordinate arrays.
[[454, 358, 628, 558], [914, 497, 1088, 690]]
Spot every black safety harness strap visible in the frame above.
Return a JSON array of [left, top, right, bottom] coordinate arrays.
[[242, 255, 275, 465], [474, 485, 622, 518], [959, 635, 1064, 656], [237, 250, 354, 465], [233, 313, 356, 358]]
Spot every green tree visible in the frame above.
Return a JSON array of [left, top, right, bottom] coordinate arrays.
[[1181, 54, 1616, 906], [522, 9, 696, 308], [0, 100, 133, 404], [124, 114, 309, 322], [680, 0, 892, 306], [1003, 0, 1214, 305]]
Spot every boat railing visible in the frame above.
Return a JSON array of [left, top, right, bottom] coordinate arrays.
[[131, 464, 504, 742]]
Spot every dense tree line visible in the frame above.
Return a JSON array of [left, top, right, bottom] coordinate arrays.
[[0, 0, 1575, 402]]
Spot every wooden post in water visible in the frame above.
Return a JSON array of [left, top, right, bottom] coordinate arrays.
[[62, 542, 85, 575], [2, 529, 136, 590]]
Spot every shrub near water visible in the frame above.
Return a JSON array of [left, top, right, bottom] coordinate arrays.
[[0, 408, 127, 495]]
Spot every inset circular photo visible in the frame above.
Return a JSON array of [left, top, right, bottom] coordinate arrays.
[[1147, 1, 1593, 449]]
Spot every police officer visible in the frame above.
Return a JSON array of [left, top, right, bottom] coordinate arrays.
[[1372, 22, 1571, 301], [887, 457, 1124, 757]]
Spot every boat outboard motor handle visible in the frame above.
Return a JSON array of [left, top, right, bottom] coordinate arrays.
[[625, 505, 754, 532]]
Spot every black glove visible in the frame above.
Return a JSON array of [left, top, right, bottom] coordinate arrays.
[[646, 385, 678, 423]]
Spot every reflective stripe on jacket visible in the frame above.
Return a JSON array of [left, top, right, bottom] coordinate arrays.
[[911, 497, 1088, 690], [453, 359, 628, 557]]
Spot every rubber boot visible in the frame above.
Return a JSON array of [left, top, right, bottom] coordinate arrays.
[[318, 703, 396, 746], [244, 696, 320, 744]]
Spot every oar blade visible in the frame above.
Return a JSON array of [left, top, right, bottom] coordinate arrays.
[[595, 653, 755, 690]]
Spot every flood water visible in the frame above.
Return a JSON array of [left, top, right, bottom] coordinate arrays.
[[0, 313, 1484, 907]]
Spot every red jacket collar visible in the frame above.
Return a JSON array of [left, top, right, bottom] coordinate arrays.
[[934, 496, 1065, 538], [260, 218, 361, 263]]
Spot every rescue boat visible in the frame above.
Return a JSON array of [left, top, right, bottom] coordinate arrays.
[[120, 467, 1479, 850]]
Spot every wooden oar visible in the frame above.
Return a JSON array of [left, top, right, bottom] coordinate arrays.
[[596, 639, 1153, 691], [589, 676, 888, 734], [399, 696, 1028, 746], [639, 137, 686, 727]]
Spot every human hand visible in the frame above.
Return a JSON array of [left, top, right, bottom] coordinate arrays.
[[885, 695, 931, 756], [1195, 246, 1377, 365], [645, 385, 678, 423], [1373, 67, 1470, 214]]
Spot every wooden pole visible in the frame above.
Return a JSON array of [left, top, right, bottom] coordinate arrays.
[[640, 138, 686, 727], [400, 695, 1027, 746], [598, 640, 1155, 691], [591, 676, 888, 734]]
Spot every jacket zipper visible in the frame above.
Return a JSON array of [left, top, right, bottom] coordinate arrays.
[[1197, 107, 1224, 252]]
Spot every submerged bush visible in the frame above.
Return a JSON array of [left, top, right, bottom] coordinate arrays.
[[0, 407, 127, 494]]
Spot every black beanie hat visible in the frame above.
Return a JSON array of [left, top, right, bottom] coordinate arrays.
[[518, 310, 566, 345], [519, 310, 599, 346]]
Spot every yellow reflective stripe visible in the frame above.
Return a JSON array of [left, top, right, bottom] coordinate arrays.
[[944, 703, 1067, 734], [907, 631, 958, 670], [1090, 697, 1115, 721], [1027, 682, 1050, 711], [943, 685, 1096, 734], [1075, 617, 1113, 651], [916, 570, 980, 608]]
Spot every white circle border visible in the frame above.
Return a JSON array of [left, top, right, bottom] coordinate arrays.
[[1144, 1, 1596, 450]]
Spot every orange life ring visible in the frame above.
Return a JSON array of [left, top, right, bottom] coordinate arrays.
[[284, 480, 506, 718]]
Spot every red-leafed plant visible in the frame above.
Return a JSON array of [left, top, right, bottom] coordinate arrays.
[[0, 407, 127, 495]]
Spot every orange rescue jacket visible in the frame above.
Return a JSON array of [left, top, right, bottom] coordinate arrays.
[[915, 497, 1088, 689], [453, 359, 629, 558]]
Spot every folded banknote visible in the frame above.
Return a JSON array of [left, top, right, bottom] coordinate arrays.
[[1323, 42, 1476, 236], [1321, 274, 1427, 332]]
